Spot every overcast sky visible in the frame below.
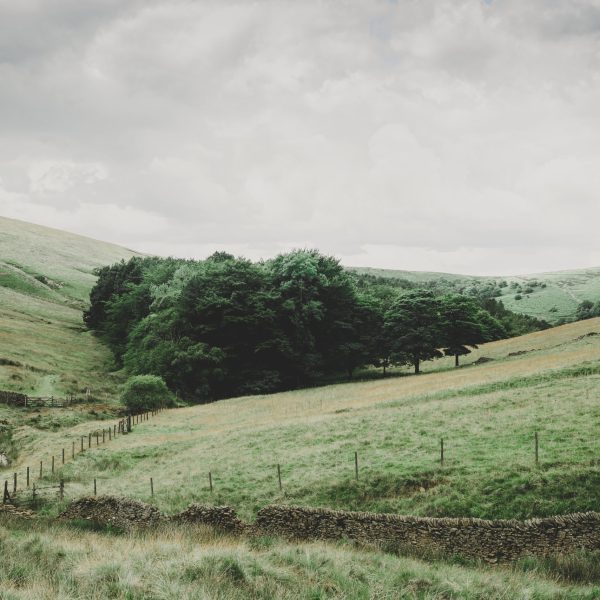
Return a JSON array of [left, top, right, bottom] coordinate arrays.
[[1, 0, 599, 275]]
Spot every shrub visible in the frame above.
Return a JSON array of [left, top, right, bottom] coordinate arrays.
[[120, 375, 174, 413]]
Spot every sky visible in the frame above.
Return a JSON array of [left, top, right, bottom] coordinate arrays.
[[1, 0, 600, 276]]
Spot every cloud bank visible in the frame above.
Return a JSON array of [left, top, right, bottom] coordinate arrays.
[[1, 0, 600, 274]]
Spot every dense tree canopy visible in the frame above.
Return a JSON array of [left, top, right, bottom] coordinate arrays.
[[86, 250, 550, 402]]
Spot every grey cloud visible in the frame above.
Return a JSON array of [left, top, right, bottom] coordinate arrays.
[[1, 0, 599, 275]]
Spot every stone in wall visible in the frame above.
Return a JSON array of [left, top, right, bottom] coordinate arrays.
[[172, 503, 247, 533]]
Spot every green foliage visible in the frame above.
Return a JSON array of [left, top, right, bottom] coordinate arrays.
[[120, 375, 174, 413], [576, 300, 600, 321], [439, 294, 504, 366], [88, 250, 551, 401], [384, 290, 444, 374]]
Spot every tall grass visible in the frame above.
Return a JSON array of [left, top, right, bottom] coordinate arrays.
[[1, 516, 598, 599]]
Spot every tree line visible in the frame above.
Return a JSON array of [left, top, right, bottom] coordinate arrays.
[[84, 250, 548, 403]]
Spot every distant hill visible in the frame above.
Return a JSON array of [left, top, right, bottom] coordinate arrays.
[[349, 265, 600, 324], [0, 216, 139, 397]]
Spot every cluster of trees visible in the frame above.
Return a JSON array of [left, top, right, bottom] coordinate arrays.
[[576, 299, 600, 321], [85, 250, 545, 403]]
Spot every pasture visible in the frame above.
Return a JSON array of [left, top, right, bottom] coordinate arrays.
[[6, 317, 599, 523]]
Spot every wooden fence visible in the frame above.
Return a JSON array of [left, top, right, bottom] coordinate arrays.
[[0, 389, 100, 409]]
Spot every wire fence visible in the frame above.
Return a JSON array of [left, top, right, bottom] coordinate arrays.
[[2, 407, 167, 506]]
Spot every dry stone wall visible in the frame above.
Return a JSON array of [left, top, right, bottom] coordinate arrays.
[[256, 505, 600, 562], [172, 503, 247, 533], [57, 497, 600, 562], [59, 496, 165, 530]]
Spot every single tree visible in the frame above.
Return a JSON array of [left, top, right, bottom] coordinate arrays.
[[440, 295, 489, 367], [384, 290, 444, 374], [120, 375, 174, 413]]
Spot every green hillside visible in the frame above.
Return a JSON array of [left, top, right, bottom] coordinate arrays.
[[350, 265, 600, 323], [12, 316, 599, 522], [2, 316, 599, 598], [0, 216, 139, 398]]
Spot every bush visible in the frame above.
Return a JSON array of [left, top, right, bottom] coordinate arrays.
[[120, 375, 174, 413]]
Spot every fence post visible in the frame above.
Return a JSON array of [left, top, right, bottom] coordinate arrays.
[[277, 464, 282, 491], [535, 431, 539, 465], [59, 479, 64, 500], [52, 456, 55, 474], [108, 427, 111, 441], [13, 472, 17, 494], [354, 451, 359, 480], [26, 466, 30, 488], [96, 432, 99, 446], [150, 477, 154, 497], [32, 484, 36, 505], [113, 424, 116, 437], [81, 437, 84, 452], [39, 460, 42, 479], [93, 479, 97, 496], [440, 438, 444, 466], [208, 471, 213, 493], [127, 415, 132, 433], [72, 441, 75, 459], [4, 480, 10, 504], [102, 429, 105, 444], [88, 433, 91, 448], [62, 448, 65, 465]]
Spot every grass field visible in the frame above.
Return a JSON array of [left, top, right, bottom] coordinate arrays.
[[4, 317, 598, 526], [351, 266, 600, 323], [0, 216, 138, 398]]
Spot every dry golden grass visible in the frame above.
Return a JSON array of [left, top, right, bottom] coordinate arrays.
[[0, 516, 598, 599]]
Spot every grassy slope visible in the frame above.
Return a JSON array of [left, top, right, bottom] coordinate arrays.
[[350, 265, 600, 323], [7, 317, 598, 524], [2, 318, 600, 599], [0, 216, 138, 398]]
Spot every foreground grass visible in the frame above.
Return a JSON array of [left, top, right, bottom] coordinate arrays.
[[0, 516, 598, 599]]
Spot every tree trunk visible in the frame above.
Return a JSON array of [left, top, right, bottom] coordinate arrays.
[[455, 353, 459, 367], [382, 364, 387, 377], [414, 358, 420, 375]]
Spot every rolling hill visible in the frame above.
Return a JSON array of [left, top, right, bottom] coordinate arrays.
[[0, 216, 139, 398], [351, 265, 600, 324], [9, 315, 600, 521], [1, 217, 600, 598], [2, 314, 599, 598]]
